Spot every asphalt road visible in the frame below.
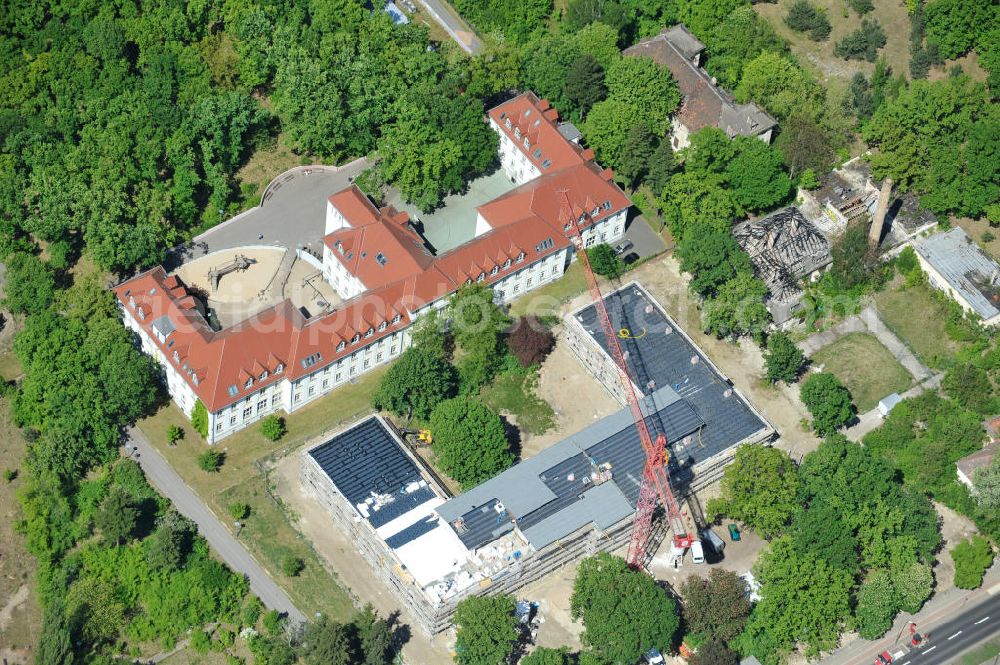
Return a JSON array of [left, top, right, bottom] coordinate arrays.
[[892, 594, 999, 665], [127, 428, 307, 624], [416, 0, 482, 53]]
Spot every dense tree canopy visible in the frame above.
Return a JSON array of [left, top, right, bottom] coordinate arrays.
[[707, 445, 800, 539], [680, 569, 752, 644], [800, 372, 855, 435], [453, 594, 520, 665], [571, 553, 681, 664], [676, 226, 752, 297], [372, 347, 458, 420], [764, 332, 806, 384], [430, 397, 513, 488]]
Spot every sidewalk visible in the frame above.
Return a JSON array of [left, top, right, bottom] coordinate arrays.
[[820, 563, 1000, 664]]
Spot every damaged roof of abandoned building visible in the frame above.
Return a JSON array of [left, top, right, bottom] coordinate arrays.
[[733, 206, 831, 306], [624, 25, 776, 140], [913, 227, 1000, 321]]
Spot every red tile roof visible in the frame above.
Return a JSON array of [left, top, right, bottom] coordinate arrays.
[[116, 92, 631, 414]]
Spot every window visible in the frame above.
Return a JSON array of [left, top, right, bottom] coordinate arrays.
[[260, 370, 268, 381], [364, 359, 370, 368], [322, 379, 328, 388], [527, 277, 533, 287], [552, 266, 558, 275], [172, 350, 179, 363], [376, 352, 383, 361], [585, 236, 596, 247], [477, 273, 485, 282], [351, 334, 360, 344], [503, 259, 511, 269], [244, 378, 253, 389], [513, 285, 520, 293], [308, 386, 314, 396], [365, 328, 374, 338], [272, 395, 280, 405], [257, 400, 266, 411], [337, 341, 346, 351], [602, 200, 612, 211], [243, 407, 252, 418], [392, 314, 402, 324], [377, 321, 387, 331], [294, 392, 301, 402], [228, 385, 239, 397], [592, 207, 600, 217], [490, 265, 499, 275], [230, 416, 237, 425], [516, 252, 525, 262], [390, 346, 397, 354], [336, 373, 342, 381], [216, 423, 223, 432], [350, 366, 357, 375]]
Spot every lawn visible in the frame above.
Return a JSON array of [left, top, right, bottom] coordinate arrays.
[[508, 262, 588, 318], [811, 332, 912, 412], [874, 280, 970, 368], [0, 351, 22, 380], [137, 365, 387, 621], [959, 637, 1000, 665], [481, 369, 556, 436], [234, 130, 318, 212]]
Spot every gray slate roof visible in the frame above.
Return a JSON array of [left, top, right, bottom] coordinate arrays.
[[912, 228, 1000, 321]]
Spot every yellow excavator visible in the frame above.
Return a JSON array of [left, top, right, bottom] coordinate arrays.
[[401, 428, 433, 446]]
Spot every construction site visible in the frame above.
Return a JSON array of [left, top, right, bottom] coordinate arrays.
[[299, 280, 775, 636]]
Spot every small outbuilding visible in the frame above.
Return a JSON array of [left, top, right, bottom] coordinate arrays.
[[956, 444, 997, 489], [911, 228, 1000, 327]]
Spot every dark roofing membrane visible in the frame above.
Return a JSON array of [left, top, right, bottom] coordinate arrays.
[[437, 284, 769, 551]]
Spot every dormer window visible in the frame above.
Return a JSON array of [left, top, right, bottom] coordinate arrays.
[[337, 341, 346, 351], [602, 200, 612, 210], [477, 273, 485, 282], [592, 207, 600, 217], [505, 118, 511, 129], [351, 334, 360, 344], [228, 385, 239, 397], [137, 306, 146, 320], [275, 363, 283, 374], [516, 252, 525, 263], [523, 137, 530, 149], [503, 259, 512, 269], [172, 350, 179, 363], [465, 278, 472, 285], [564, 222, 572, 231], [192, 375, 199, 386], [514, 127, 521, 139], [490, 266, 499, 276], [377, 321, 387, 331], [244, 378, 253, 389], [260, 371, 268, 381], [128, 295, 135, 308], [392, 314, 402, 324], [365, 328, 374, 338]]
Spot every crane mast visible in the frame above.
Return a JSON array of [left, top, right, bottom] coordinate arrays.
[[560, 192, 693, 568]]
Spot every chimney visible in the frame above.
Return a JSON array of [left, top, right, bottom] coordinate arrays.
[[869, 178, 893, 247]]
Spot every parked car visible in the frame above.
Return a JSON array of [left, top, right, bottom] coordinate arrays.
[[623, 252, 640, 265], [728, 523, 741, 541], [874, 651, 892, 665], [614, 240, 633, 255], [644, 648, 665, 664]]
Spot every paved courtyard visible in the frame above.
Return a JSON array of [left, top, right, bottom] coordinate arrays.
[[385, 168, 517, 253], [167, 159, 369, 270]]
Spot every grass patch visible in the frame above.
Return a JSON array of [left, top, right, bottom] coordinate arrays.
[[482, 369, 555, 436], [811, 332, 912, 411], [234, 130, 319, 212], [508, 262, 588, 318], [874, 281, 969, 368], [218, 475, 355, 622], [958, 637, 1000, 665], [0, 351, 22, 380]]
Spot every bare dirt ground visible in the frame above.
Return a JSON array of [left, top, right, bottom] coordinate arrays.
[[519, 560, 585, 651], [271, 453, 457, 663], [284, 259, 341, 314], [625, 255, 822, 461], [520, 337, 621, 459], [0, 396, 39, 663], [932, 502, 980, 595]]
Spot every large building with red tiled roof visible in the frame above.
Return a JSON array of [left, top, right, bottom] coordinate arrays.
[[115, 92, 630, 443]]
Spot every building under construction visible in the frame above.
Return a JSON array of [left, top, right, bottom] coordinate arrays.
[[300, 282, 774, 635]]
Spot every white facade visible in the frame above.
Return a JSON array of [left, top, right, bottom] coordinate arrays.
[[323, 243, 366, 300], [492, 118, 542, 186]]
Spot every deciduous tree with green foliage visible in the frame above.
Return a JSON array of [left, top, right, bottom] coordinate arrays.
[[800, 373, 855, 435], [259, 415, 286, 441], [564, 54, 607, 119], [702, 273, 771, 341], [191, 400, 209, 439], [951, 535, 995, 589], [704, 7, 787, 89], [586, 244, 625, 279], [854, 570, 898, 639], [453, 594, 519, 665], [735, 52, 825, 121], [707, 445, 799, 539], [571, 553, 680, 664], [764, 332, 806, 384], [522, 647, 572, 665], [676, 226, 752, 297], [972, 455, 1000, 508], [925, 0, 995, 60], [372, 347, 458, 420], [680, 569, 752, 643], [430, 398, 513, 488], [3, 253, 56, 315], [942, 363, 993, 414]]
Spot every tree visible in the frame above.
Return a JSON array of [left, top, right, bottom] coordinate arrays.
[[680, 569, 752, 643], [951, 536, 995, 589], [453, 594, 519, 665], [197, 449, 224, 472], [800, 373, 855, 435], [618, 124, 657, 186], [657, 173, 739, 241], [259, 415, 286, 441], [301, 617, 357, 665], [738, 538, 853, 661], [735, 52, 824, 121], [972, 454, 1000, 508], [430, 398, 513, 488], [942, 363, 992, 414], [705, 7, 787, 89], [564, 54, 607, 119], [228, 503, 250, 520], [707, 445, 799, 539], [587, 244, 625, 279], [891, 561, 933, 614], [372, 347, 458, 420], [167, 425, 184, 444], [828, 220, 881, 291], [790, 499, 859, 575], [354, 605, 394, 665], [507, 316, 556, 367], [571, 553, 680, 664], [36, 596, 74, 665], [702, 273, 771, 342], [925, 0, 994, 60], [191, 400, 209, 439], [604, 56, 680, 137], [775, 115, 836, 179], [844, 73, 876, 121], [565, 0, 634, 37], [863, 77, 998, 219], [282, 555, 305, 577], [785, 1, 831, 41], [692, 640, 738, 665], [724, 137, 792, 212], [764, 332, 806, 384], [94, 490, 138, 546], [644, 141, 676, 195], [448, 283, 509, 392], [854, 570, 898, 639], [3, 253, 56, 315], [146, 510, 194, 571], [834, 19, 887, 62], [675, 226, 752, 297], [521, 647, 572, 665]]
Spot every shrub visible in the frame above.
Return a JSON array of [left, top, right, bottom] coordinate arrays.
[[785, 0, 832, 40], [191, 400, 209, 438], [197, 449, 224, 473], [3, 468, 17, 483], [587, 243, 625, 279], [764, 331, 806, 384], [263, 609, 283, 635], [798, 168, 819, 190], [281, 555, 305, 577], [228, 502, 250, 520], [190, 630, 211, 654], [951, 536, 995, 589], [834, 19, 887, 61], [847, 0, 873, 14], [507, 316, 556, 367], [983, 231, 995, 244], [166, 425, 184, 445], [259, 415, 286, 441], [242, 597, 263, 627]]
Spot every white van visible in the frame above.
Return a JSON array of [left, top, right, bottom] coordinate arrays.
[[690, 540, 705, 564]]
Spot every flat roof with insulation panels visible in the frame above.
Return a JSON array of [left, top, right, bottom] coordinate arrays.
[[305, 417, 470, 589]]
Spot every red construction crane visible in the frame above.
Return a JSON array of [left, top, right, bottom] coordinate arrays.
[[560, 192, 694, 568]]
